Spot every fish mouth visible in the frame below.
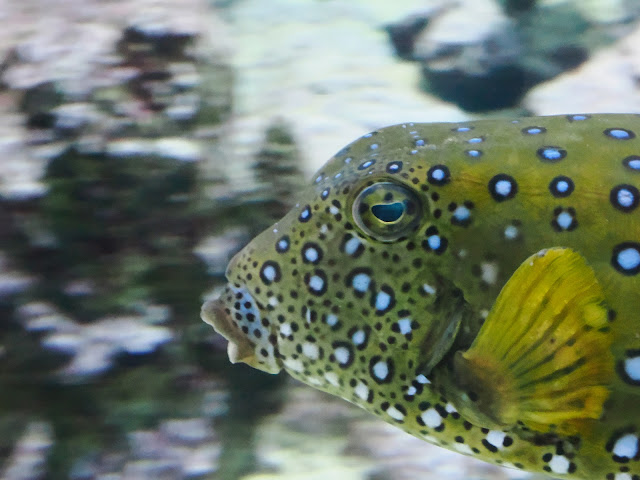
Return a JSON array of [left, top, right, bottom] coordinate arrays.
[[201, 284, 283, 374]]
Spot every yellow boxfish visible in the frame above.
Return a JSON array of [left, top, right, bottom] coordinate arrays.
[[203, 114, 640, 479]]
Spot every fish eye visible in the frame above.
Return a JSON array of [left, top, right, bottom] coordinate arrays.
[[352, 182, 423, 241]]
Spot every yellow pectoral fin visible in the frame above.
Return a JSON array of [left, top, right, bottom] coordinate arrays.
[[452, 248, 614, 435]]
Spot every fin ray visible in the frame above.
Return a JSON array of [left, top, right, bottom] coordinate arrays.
[[450, 248, 613, 435]]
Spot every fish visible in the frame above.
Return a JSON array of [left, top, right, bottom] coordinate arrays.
[[202, 114, 640, 479]]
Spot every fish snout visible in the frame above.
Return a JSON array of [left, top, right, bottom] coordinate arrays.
[[201, 284, 283, 374]]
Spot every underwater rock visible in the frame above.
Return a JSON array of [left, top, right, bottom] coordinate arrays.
[[387, 0, 636, 111], [0, 253, 34, 298], [0, 109, 49, 200], [239, 384, 530, 480], [194, 229, 249, 276], [1, 422, 53, 480], [19, 303, 174, 378], [389, 0, 531, 111], [226, 0, 467, 173], [0, 0, 232, 198], [563, 0, 640, 24], [125, 418, 221, 477], [499, 0, 538, 16], [243, 385, 374, 480], [0, 1, 238, 477], [524, 21, 640, 114], [350, 420, 534, 480]]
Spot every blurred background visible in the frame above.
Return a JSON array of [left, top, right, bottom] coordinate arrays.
[[0, 0, 639, 478]]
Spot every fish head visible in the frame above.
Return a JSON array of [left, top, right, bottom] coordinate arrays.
[[203, 127, 465, 392]]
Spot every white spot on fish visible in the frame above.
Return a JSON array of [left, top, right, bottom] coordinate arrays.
[[549, 455, 570, 475], [352, 329, 366, 346], [262, 265, 277, 282], [626, 158, 640, 170], [334, 346, 351, 365], [495, 180, 513, 197], [374, 290, 392, 311], [427, 235, 441, 250], [372, 360, 389, 381], [355, 382, 370, 401], [345, 237, 361, 256], [325, 372, 340, 387], [453, 206, 471, 221], [325, 314, 338, 327], [352, 273, 371, 293], [283, 358, 304, 373], [422, 284, 436, 295], [486, 430, 506, 450], [504, 225, 519, 240], [454, 443, 475, 455], [481, 262, 499, 285], [280, 323, 292, 336], [618, 188, 636, 208], [386, 406, 405, 421], [308, 275, 325, 293], [431, 169, 446, 182], [304, 247, 320, 263], [397, 318, 412, 335], [556, 211, 574, 230], [624, 355, 640, 381], [277, 238, 289, 250], [618, 247, 640, 271], [416, 374, 430, 384], [613, 434, 639, 459], [302, 342, 319, 360], [556, 180, 570, 193], [421, 408, 442, 428]]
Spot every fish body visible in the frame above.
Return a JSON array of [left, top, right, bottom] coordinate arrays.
[[203, 114, 640, 479]]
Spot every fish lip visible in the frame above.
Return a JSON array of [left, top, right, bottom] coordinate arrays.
[[201, 284, 284, 373], [201, 294, 256, 365]]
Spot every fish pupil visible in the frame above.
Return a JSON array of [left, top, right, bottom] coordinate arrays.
[[372, 202, 405, 223]]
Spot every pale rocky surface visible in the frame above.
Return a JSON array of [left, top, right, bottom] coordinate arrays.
[[542, 0, 640, 24], [1, 422, 53, 480], [240, 384, 537, 480], [224, 0, 470, 177], [351, 421, 539, 480], [413, 0, 514, 66], [60, 418, 222, 479], [0, 0, 232, 200], [524, 22, 640, 115], [17, 302, 173, 378], [0, 252, 34, 298]]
